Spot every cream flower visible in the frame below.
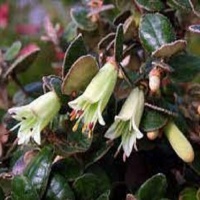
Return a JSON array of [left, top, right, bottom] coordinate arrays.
[[8, 91, 61, 145], [105, 87, 144, 158], [68, 60, 118, 136]]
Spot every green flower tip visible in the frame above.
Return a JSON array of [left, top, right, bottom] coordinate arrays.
[[68, 60, 118, 137], [105, 87, 144, 159], [8, 91, 61, 145]]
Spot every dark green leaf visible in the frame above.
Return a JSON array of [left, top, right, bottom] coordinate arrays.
[[114, 0, 134, 11], [11, 175, 39, 200], [179, 187, 197, 200], [62, 34, 87, 77], [96, 190, 110, 200], [139, 13, 175, 53], [0, 187, 4, 200], [24, 146, 54, 197], [168, 54, 200, 82], [53, 157, 83, 181], [140, 108, 168, 132], [137, 173, 167, 200], [45, 173, 75, 200], [73, 171, 109, 200], [114, 24, 124, 62], [54, 125, 92, 156], [4, 41, 21, 61], [135, 0, 164, 11], [62, 55, 99, 95], [167, 0, 191, 10], [70, 6, 97, 31]]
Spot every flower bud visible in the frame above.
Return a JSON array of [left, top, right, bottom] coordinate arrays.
[[164, 121, 194, 163], [149, 67, 161, 93]]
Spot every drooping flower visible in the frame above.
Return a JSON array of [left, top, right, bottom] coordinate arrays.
[[68, 59, 118, 137], [105, 87, 144, 158], [8, 91, 61, 145]]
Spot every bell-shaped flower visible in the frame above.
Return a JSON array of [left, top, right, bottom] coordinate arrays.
[[105, 87, 144, 158], [68, 60, 118, 137], [8, 91, 61, 145]]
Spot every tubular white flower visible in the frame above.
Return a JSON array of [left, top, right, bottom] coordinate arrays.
[[105, 87, 144, 158], [68, 60, 118, 136], [8, 91, 61, 145]]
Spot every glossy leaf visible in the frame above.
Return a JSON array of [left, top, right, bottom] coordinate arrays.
[[62, 55, 99, 95], [11, 175, 39, 200], [139, 13, 175, 53], [135, 0, 164, 11], [137, 173, 167, 200], [114, 24, 124, 62], [70, 6, 97, 31], [4, 41, 21, 61], [168, 53, 200, 82], [45, 173, 75, 200], [52, 157, 83, 181], [24, 146, 54, 197], [140, 108, 168, 132], [62, 34, 87, 77]]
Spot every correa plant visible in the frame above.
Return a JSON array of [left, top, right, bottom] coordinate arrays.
[[0, 0, 200, 199]]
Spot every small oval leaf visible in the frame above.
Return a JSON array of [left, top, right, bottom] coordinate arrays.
[[24, 146, 54, 197], [114, 24, 124, 62], [62, 55, 99, 95], [152, 39, 187, 58], [70, 6, 97, 31], [137, 173, 167, 200], [139, 13, 175, 53], [135, 0, 165, 11], [4, 41, 22, 61], [140, 108, 168, 132], [62, 34, 87, 77]]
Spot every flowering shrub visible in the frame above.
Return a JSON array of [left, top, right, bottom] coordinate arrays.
[[0, 1, 200, 199]]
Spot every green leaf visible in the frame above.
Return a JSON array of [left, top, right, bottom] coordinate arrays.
[[73, 171, 109, 200], [53, 157, 83, 181], [73, 173, 99, 200], [62, 55, 99, 95], [96, 190, 110, 200], [11, 175, 39, 200], [140, 108, 168, 132], [54, 125, 92, 156], [179, 187, 197, 200], [168, 53, 200, 82], [4, 41, 22, 61], [70, 6, 97, 31], [135, 0, 164, 11], [24, 146, 54, 197], [62, 34, 87, 77], [137, 173, 167, 200], [167, 0, 191, 10], [114, 0, 134, 11], [139, 13, 175, 53], [45, 173, 75, 200], [114, 24, 124, 62], [0, 187, 4, 200]]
